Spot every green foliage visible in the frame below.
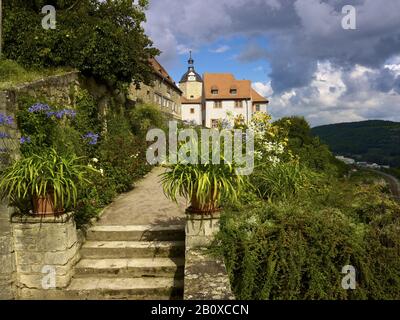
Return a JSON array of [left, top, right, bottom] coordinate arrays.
[[212, 116, 400, 300], [3, 0, 160, 89], [214, 181, 400, 300], [129, 103, 168, 137], [0, 149, 96, 211], [11, 90, 163, 228], [312, 120, 400, 167], [99, 113, 150, 193], [251, 161, 320, 201], [0, 59, 70, 90], [274, 116, 348, 176]]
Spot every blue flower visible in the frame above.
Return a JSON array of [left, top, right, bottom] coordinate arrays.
[[46, 109, 77, 119], [0, 132, 10, 139], [0, 113, 14, 125], [83, 132, 99, 145], [28, 103, 51, 113], [20, 136, 31, 144]]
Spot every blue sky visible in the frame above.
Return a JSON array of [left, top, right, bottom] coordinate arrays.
[[145, 0, 400, 127], [168, 36, 272, 85]]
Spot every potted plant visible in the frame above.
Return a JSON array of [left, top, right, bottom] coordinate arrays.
[[161, 161, 246, 215], [0, 148, 96, 216]]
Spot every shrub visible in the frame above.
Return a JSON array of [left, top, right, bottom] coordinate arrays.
[[213, 181, 400, 300], [129, 103, 168, 137], [251, 161, 320, 201], [99, 113, 150, 193]]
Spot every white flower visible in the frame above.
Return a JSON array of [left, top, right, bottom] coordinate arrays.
[[100, 168, 104, 176], [92, 158, 99, 163]]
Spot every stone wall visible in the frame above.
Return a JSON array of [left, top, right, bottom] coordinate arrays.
[[0, 72, 83, 300], [184, 213, 235, 300], [0, 202, 15, 299], [11, 213, 80, 299]]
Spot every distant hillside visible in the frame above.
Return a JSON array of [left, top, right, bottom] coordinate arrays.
[[311, 120, 400, 167]]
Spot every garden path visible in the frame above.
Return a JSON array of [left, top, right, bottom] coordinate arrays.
[[97, 166, 186, 226]]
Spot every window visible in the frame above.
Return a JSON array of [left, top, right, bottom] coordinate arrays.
[[190, 108, 195, 114], [230, 88, 237, 95], [211, 86, 219, 95], [214, 101, 222, 109], [211, 119, 219, 128], [235, 100, 243, 108], [256, 104, 261, 112], [190, 95, 194, 99]]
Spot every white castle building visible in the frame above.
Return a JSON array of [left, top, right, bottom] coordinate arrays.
[[179, 53, 269, 128]]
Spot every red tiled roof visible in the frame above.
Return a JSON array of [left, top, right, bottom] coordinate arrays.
[[150, 58, 182, 93], [204, 73, 252, 100], [251, 88, 269, 103]]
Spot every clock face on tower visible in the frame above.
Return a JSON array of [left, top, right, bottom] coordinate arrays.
[[188, 76, 196, 81]]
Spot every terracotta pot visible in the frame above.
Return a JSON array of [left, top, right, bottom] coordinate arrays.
[[189, 191, 221, 215], [33, 194, 64, 216]]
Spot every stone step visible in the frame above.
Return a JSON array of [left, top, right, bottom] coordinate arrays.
[[80, 241, 185, 259], [75, 257, 185, 278], [86, 225, 185, 242], [66, 277, 184, 300]]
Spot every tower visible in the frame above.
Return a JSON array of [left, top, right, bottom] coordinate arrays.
[[179, 51, 203, 100]]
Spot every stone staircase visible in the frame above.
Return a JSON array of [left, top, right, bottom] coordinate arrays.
[[65, 225, 185, 300]]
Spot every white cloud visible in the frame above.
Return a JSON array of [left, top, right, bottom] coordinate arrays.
[[269, 62, 400, 126], [209, 45, 231, 54], [252, 81, 274, 97]]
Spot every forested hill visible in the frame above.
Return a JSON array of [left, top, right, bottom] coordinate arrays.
[[311, 120, 400, 167]]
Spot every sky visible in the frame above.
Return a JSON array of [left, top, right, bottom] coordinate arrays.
[[144, 0, 400, 127]]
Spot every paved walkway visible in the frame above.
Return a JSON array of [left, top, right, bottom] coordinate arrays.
[[98, 167, 187, 226]]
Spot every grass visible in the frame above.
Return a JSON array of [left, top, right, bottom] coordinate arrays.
[[0, 59, 73, 90]]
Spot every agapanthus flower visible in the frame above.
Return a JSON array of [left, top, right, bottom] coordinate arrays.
[[20, 136, 31, 144], [0, 132, 10, 139], [83, 132, 99, 145], [28, 103, 51, 113], [46, 109, 77, 119], [0, 113, 14, 125]]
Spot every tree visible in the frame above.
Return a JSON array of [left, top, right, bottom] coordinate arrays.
[[2, 0, 160, 89], [274, 116, 347, 175]]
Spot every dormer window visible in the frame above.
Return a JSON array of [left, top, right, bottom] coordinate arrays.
[[211, 86, 219, 95], [230, 87, 237, 95]]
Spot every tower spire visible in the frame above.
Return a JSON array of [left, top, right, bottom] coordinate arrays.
[[188, 50, 194, 68]]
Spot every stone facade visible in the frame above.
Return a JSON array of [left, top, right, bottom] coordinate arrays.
[[128, 59, 182, 120], [11, 213, 80, 299], [180, 81, 203, 101]]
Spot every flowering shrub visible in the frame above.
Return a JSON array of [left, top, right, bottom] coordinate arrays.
[[10, 95, 158, 227], [248, 112, 289, 165]]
